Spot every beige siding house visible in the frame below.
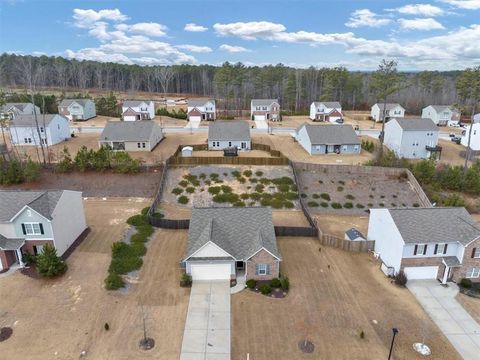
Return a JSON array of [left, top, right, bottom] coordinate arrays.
[[98, 121, 163, 151]]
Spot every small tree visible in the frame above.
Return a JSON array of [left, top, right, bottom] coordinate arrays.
[[35, 244, 67, 277], [56, 146, 74, 173], [23, 157, 41, 182], [394, 270, 408, 286]]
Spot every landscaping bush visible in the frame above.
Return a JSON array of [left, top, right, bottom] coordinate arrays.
[[255, 184, 265, 193], [337, 186, 344, 192], [379, 203, 385, 207], [412, 203, 420, 207], [331, 202, 342, 209], [260, 284, 272, 295], [320, 202, 329, 208], [260, 198, 271, 206], [307, 201, 319, 207], [243, 170, 252, 177], [338, 180, 345, 185], [259, 177, 271, 185], [185, 186, 195, 194], [271, 199, 284, 209], [270, 278, 281, 288], [141, 207, 150, 216], [460, 278, 473, 288], [285, 192, 298, 200], [105, 272, 125, 290], [394, 270, 408, 286], [312, 193, 320, 199], [172, 187, 183, 195], [208, 186, 221, 195], [35, 244, 67, 277], [220, 185, 233, 193], [300, 193, 307, 198], [178, 196, 189, 204], [343, 202, 353, 209], [284, 201, 295, 209], [231, 170, 241, 177], [356, 204, 365, 209], [240, 193, 250, 200], [127, 214, 148, 226], [209, 173, 219, 179], [255, 171, 263, 177], [180, 273, 192, 287], [199, 173, 207, 179], [249, 177, 258, 183], [345, 194, 355, 200], [246, 279, 256, 289], [250, 192, 261, 201], [272, 176, 294, 185], [278, 184, 290, 192], [320, 193, 331, 201], [233, 201, 246, 207], [238, 177, 246, 184], [280, 275, 290, 291], [179, 180, 189, 187]]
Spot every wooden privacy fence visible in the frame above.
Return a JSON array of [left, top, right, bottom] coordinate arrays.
[[149, 217, 190, 229], [319, 232, 375, 252], [274, 226, 318, 237]]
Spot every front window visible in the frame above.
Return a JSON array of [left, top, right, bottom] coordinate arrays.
[[228, 141, 232, 147], [436, 243, 447, 254], [137, 143, 141, 148], [24, 223, 42, 235], [415, 244, 427, 255], [467, 268, 480, 278], [473, 248, 480, 258], [258, 263, 267, 275]]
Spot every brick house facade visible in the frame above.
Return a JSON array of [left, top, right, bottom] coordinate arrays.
[[245, 249, 280, 281], [455, 237, 480, 282]]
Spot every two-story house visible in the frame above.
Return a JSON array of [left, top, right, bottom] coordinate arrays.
[[383, 118, 440, 159], [58, 99, 96, 121], [461, 115, 480, 150], [121, 100, 155, 121], [368, 207, 480, 284], [9, 114, 70, 146], [0, 103, 40, 120], [421, 105, 460, 126], [187, 99, 216, 121], [371, 103, 405, 122], [0, 190, 87, 271], [251, 99, 280, 122], [309, 101, 343, 122]]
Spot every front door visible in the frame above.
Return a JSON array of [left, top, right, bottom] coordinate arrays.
[[241, 142, 246, 149], [33, 245, 44, 255], [236, 261, 244, 270]]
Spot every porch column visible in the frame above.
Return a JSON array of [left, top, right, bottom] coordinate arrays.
[[16, 248, 25, 267], [442, 265, 449, 285]]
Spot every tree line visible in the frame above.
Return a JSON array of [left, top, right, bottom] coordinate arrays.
[[0, 53, 468, 114]]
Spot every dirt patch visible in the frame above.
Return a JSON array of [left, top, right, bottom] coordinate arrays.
[[0, 169, 160, 198], [232, 237, 461, 360], [314, 214, 369, 237], [0, 327, 13, 342]]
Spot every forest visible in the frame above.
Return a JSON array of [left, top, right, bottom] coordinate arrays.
[[0, 53, 467, 114]]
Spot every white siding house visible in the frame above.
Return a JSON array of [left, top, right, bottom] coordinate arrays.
[[371, 103, 405, 122], [187, 99, 216, 121], [250, 99, 280, 121], [383, 118, 439, 159], [421, 105, 460, 126], [122, 100, 155, 121], [461, 120, 480, 150], [58, 99, 96, 121], [296, 123, 361, 155], [309, 102, 343, 122], [9, 114, 70, 146], [0, 103, 40, 120], [208, 120, 251, 150]]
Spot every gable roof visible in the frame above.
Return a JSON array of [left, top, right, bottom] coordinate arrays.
[[10, 114, 66, 127], [314, 101, 342, 109], [208, 120, 250, 141], [99, 121, 159, 142], [387, 207, 480, 245], [251, 99, 279, 107], [122, 100, 152, 108], [298, 123, 360, 145], [373, 103, 404, 111], [59, 99, 91, 107], [184, 207, 280, 261], [394, 118, 438, 132], [1, 103, 31, 112], [188, 99, 215, 107], [0, 235, 24, 250], [0, 190, 64, 222], [427, 105, 458, 113]]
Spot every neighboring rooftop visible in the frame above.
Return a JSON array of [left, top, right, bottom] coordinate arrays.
[[394, 118, 438, 132], [373, 103, 403, 110], [122, 100, 152, 108], [0, 190, 64, 221], [429, 105, 457, 113], [184, 207, 280, 261], [99, 121, 158, 142], [10, 114, 64, 127], [59, 99, 92, 107], [298, 123, 360, 145], [251, 99, 279, 107], [208, 120, 250, 141], [314, 101, 342, 109], [0, 102, 31, 112], [188, 99, 215, 107], [387, 207, 480, 245], [345, 228, 366, 241]]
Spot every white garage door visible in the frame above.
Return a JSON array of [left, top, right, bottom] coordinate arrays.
[[404, 266, 438, 280], [190, 263, 231, 281], [254, 115, 265, 121], [189, 116, 201, 121]]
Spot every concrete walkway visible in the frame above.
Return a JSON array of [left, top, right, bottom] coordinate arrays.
[[180, 281, 230, 360], [407, 280, 480, 360], [254, 119, 268, 130]]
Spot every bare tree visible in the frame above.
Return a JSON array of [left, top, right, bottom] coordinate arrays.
[[155, 67, 175, 95]]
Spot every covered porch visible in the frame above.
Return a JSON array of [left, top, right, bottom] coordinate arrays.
[[0, 237, 25, 272], [438, 256, 461, 285]]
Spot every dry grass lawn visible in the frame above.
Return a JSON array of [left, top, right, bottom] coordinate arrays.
[[456, 293, 480, 324], [232, 237, 461, 360], [0, 198, 189, 360], [314, 214, 369, 237]]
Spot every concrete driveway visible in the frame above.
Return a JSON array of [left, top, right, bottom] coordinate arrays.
[[180, 281, 230, 360], [407, 280, 480, 360]]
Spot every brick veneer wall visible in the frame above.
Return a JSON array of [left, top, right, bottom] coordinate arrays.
[[0, 250, 17, 270], [456, 237, 480, 282], [22, 240, 54, 254], [246, 249, 280, 281]]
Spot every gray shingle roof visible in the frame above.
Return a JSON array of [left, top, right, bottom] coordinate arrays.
[[188, 99, 215, 107], [374, 103, 403, 110], [208, 120, 250, 141], [395, 118, 438, 131], [0, 235, 25, 250], [123, 100, 151, 108], [99, 121, 159, 142], [251, 99, 279, 107], [0, 190, 64, 222], [184, 207, 280, 261], [345, 228, 366, 240], [388, 207, 480, 245], [1, 103, 30, 112], [314, 101, 342, 109], [59, 99, 91, 107], [10, 114, 65, 127], [298, 123, 360, 145]]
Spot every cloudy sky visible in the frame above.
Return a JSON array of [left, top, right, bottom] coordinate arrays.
[[0, 0, 479, 70]]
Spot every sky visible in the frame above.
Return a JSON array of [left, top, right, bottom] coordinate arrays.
[[0, 0, 479, 70]]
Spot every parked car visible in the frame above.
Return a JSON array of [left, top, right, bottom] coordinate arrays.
[[449, 133, 456, 138], [451, 136, 462, 144], [335, 118, 344, 124], [448, 120, 461, 127]]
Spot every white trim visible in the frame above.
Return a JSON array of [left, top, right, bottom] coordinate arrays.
[[183, 240, 236, 261], [23, 222, 42, 235], [246, 247, 281, 261]]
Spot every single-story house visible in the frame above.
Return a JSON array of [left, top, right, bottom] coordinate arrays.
[[461, 118, 480, 150], [309, 101, 343, 122], [345, 228, 366, 241], [208, 120, 251, 150], [371, 103, 405, 122], [98, 121, 163, 151], [251, 99, 280, 122], [383, 118, 440, 159], [0, 102, 40, 120], [368, 207, 480, 284], [181, 207, 281, 281], [421, 105, 460, 126], [0, 190, 87, 271], [58, 99, 96, 121], [187, 99, 216, 121], [121, 100, 155, 121], [295, 123, 361, 155], [9, 114, 70, 146]]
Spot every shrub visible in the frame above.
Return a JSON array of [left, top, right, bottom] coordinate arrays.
[[260, 198, 271, 206], [209, 173, 219, 179], [243, 170, 253, 177], [246, 279, 256, 289], [23, 158, 41, 182], [380, 195, 385, 199], [343, 202, 353, 209], [172, 187, 183, 195], [22, 251, 37, 265], [291, 184, 298, 192], [205, 180, 211, 186], [240, 193, 250, 200], [233, 201, 246, 207], [285, 192, 298, 200], [460, 278, 473, 288], [104, 323, 110, 331], [356, 204, 365, 209], [141, 207, 150, 216], [280, 275, 290, 291], [277, 184, 290, 192], [185, 186, 195, 194], [260, 284, 272, 295], [249, 177, 258, 183], [250, 192, 262, 201], [308, 201, 319, 207], [183, 174, 197, 183], [271, 199, 284, 209], [394, 270, 408, 286], [413, 203, 420, 207], [35, 244, 67, 277], [369, 194, 374, 199], [270, 278, 281, 288], [320, 202, 329, 208], [320, 193, 331, 201], [178, 196, 189, 204], [360, 330, 365, 339], [105, 272, 125, 290], [368, 203, 373, 207], [338, 180, 345, 185], [56, 147, 74, 173], [214, 179, 224, 184], [180, 273, 192, 287], [312, 193, 320, 199], [255, 171, 263, 177], [238, 177, 246, 184], [255, 184, 265, 193], [284, 201, 295, 209], [337, 186, 344, 192], [318, 180, 324, 184], [179, 180, 189, 187], [127, 214, 148, 226], [259, 177, 271, 185], [220, 185, 233, 193], [300, 193, 307, 198], [379, 203, 385, 207], [272, 176, 294, 185], [199, 173, 207, 179], [345, 194, 355, 200], [208, 186, 221, 195], [331, 202, 342, 209], [391, 203, 397, 207], [231, 170, 241, 177]]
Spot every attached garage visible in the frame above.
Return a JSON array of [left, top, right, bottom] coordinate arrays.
[[189, 116, 201, 122], [254, 115, 266, 121], [189, 263, 231, 281], [404, 266, 439, 280]]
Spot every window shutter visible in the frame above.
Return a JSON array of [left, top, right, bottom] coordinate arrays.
[[472, 248, 477, 258], [443, 244, 448, 255], [39, 223, 44, 235], [266, 264, 271, 275], [414, 245, 418, 255], [423, 245, 427, 255], [434, 244, 438, 255], [21, 223, 26, 235], [255, 264, 259, 275]]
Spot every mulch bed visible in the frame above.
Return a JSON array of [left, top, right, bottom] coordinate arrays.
[[459, 286, 480, 298], [21, 265, 42, 279], [0, 327, 13, 342], [249, 280, 288, 299]]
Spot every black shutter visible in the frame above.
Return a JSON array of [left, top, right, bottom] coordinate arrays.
[[39, 223, 44, 235], [444, 244, 448, 255], [472, 248, 477, 258], [21, 223, 26, 235], [423, 245, 427, 255], [434, 244, 438, 255], [414, 245, 418, 255]]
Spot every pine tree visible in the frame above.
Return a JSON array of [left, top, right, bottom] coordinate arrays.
[[35, 244, 67, 277]]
